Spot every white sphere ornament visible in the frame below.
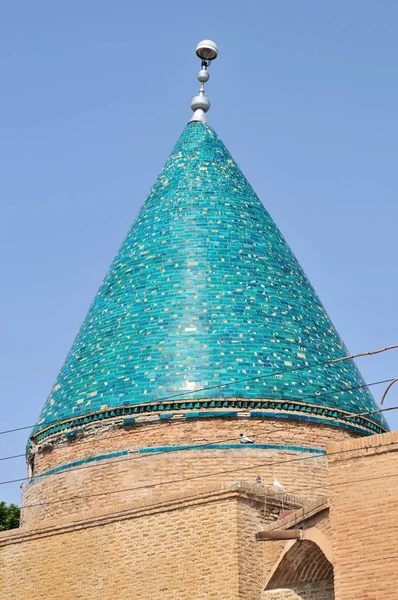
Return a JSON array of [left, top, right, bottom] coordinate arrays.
[[198, 69, 210, 83], [190, 95, 210, 113]]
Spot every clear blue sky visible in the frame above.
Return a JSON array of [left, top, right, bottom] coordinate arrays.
[[1, 1, 397, 505]]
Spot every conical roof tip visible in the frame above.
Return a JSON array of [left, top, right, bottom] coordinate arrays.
[[31, 121, 388, 441]]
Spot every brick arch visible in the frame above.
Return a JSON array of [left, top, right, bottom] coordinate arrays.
[[265, 540, 333, 590]]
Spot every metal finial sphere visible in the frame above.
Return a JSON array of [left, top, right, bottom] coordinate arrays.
[[189, 40, 218, 123], [190, 95, 210, 113], [196, 40, 218, 61], [198, 69, 210, 83]]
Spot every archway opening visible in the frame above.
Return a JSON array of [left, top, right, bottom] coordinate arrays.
[[263, 540, 334, 600]]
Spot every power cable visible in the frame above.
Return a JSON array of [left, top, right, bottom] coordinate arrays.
[[1, 446, 397, 544], [0, 454, 25, 462], [15, 437, 398, 512], [0, 377, 394, 463], [1, 405, 398, 488], [1, 343, 397, 438], [0, 436, 241, 486], [0, 421, 308, 462]]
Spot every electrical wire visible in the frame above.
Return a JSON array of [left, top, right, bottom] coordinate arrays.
[[0, 454, 25, 462], [0, 436, 241, 486], [0, 436, 396, 546], [14, 437, 398, 513], [0, 376, 393, 463], [2, 456, 397, 544], [1, 343, 397, 438], [0, 422, 305, 462], [1, 402, 398, 489]]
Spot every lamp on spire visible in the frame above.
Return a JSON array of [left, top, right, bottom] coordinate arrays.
[[189, 40, 218, 123]]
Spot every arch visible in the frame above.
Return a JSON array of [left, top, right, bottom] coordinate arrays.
[[263, 535, 335, 599], [264, 528, 333, 589], [303, 528, 333, 563]]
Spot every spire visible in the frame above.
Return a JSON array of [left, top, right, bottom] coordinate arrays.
[[189, 40, 218, 123], [29, 46, 388, 444]]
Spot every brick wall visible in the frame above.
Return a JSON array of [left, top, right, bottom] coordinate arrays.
[[237, 492, 267, 598], [3, 482, 333, 600], [22, 417, 354, 526], [22, 447, 328, 526], [327, 430, 398, 600], [31, 417, 356, 476], [2, 486, 243, 600]]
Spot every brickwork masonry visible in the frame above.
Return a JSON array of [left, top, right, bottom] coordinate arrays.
[[327, 430, 398, 600], [2, 483, 281, 600], [21, 417, 355, 526]]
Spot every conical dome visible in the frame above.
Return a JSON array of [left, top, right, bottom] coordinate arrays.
[[31, 121, 388, 441]]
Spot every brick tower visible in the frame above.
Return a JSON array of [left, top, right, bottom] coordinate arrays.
[[2, 41, 392, 600]]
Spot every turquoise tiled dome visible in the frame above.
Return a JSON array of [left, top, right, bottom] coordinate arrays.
[[32, 121, 388, 439]]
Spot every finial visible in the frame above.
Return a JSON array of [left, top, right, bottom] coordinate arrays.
[[189, 40, 218, 123]]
